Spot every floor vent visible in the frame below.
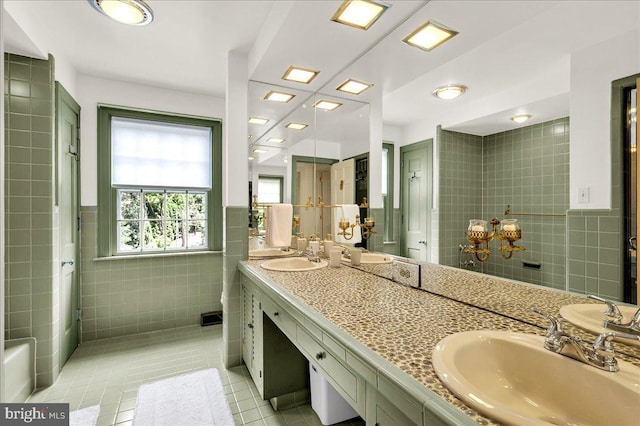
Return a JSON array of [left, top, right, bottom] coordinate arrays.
[[201, 311, 223, 326]]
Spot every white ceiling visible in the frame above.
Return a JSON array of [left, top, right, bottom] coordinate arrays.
[[3, 0, 639, 143]]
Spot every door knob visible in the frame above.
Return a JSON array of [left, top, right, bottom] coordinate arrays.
[[61, 260, 74, 267], [418, 240, 427, 245]]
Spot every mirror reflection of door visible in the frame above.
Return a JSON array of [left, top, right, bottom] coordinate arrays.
[[331, 158, 355, 238], [296, 162, 316, 238], [400, 140, 432, 262]]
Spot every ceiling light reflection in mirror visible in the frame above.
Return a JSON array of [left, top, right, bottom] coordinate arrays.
[[282, 66, 320, 84], [402, 20, 458, 52]]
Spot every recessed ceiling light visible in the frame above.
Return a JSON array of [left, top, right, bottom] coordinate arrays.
[[268, 137, 285, 143], [248, 156, 255, 161], [282, 66, 320, 84], [403, 20, 458, 52], [286, 122, 308, 130], [331, 0, 388, 30], [313, 100, 342, 111], [264, 91, 295, 103], [252, 148, 268, 154], [511, 114, 532, 123], [248, 117, 269, 125], [432, 84, 467, 100], [336, 79, 373, 95], [89, 0, 154, 25]]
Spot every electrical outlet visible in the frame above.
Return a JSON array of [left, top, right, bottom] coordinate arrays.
[[392, 259, 421, 288]]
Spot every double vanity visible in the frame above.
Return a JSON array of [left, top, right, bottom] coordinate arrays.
[[239, 251, 640, 425]]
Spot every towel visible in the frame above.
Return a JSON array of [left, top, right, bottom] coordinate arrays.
[[334, 204, 362, 244], [265, 203, 293, 248]]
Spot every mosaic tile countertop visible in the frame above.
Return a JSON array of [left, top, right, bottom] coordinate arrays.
[[350, 260, 640, 358], [243, 259, 640, 425]]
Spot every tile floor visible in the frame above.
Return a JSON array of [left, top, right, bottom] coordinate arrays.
[[27, 325, 365, 426]]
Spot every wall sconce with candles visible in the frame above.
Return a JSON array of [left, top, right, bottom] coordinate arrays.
[[337, 215, 377, 240], [463, 218, 525, 262]]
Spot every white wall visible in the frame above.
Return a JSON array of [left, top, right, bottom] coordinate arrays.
[[569, 28, 640, 209], [77, 74, 225, 206], [383, 125, 402, 209]]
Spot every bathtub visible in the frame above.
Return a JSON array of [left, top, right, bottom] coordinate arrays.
[[4, 337, 36, 403]]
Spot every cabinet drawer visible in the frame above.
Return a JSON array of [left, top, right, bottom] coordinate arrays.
[[262, 297, 296, 338], [297, 326, 358, 402]]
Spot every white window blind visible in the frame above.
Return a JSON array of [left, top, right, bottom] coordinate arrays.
[[258, 178, 281, 203], [381, 148, 388, 196], [111, 117, 212, 189]]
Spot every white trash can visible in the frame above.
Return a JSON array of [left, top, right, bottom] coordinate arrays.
[[309, 363, 358, 425]]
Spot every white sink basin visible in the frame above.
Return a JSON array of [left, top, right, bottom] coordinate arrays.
[[261, 257, 327, 272], [249, 248, 294, 258], [559, 304, 640, 348], [342, 252, 393, 264], [432, 330, 640, 426]]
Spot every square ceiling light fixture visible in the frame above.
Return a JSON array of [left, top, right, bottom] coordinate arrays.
[[403, 20, 458, 51], [336, 78, 373, 95], [252, 148, 268, 154], [286, 122, 308, 130], [282, 66, 320, 84], [248, 117, 269, 125], [89, 0, 154, 25], [267, 137, 285, 143], [313, 100, 343, 111], [264, 90, 295, 103], [331, 0, 389, 30]]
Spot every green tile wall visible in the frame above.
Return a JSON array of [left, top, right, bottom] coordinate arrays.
[[222, 206, 247, 368], [437, 118, 570, 290], [79, 208, 223, 341], [4, 53, 58, 387], [437, 128, 483, 267], [482, 118, 570, 289]]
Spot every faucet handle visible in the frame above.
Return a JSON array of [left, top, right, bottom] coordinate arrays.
[[587, 295, 624, 324], [591, 332, 640, 371], [531, 307, 563, 334]]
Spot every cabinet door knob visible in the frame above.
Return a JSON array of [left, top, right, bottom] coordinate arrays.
[[273, 311, 279, 316], [315, 351, 325, 360], [247, 323, 254, 329]]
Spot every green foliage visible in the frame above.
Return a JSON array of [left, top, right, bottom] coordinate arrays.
[[118, 190, 207, 252]]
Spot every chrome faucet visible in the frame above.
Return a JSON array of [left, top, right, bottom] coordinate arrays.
[[304, 248, 321, 263], [532, 307, 640, 372], [588, 294, 640, 335], [587, 294, 624, 323]]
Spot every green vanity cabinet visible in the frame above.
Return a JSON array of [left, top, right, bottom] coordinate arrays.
[[242, 283, 263, 394], [242, 277, 308, 400], [239, 264, 476, 426]]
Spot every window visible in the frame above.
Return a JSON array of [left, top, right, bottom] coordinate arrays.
[[257, 175, 283, 204], [98, 106, 222, 256], [382, 142, 394, 241]]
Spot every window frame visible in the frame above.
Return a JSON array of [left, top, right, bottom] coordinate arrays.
[[97, 105, 222, 257]]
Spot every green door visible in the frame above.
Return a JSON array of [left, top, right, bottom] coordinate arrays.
[[400, 140, 432, 261], [56, 83, 80, 366]]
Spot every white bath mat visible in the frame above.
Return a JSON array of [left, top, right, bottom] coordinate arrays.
[[69, 404, 100, 426], [132, 368, 234, 426]]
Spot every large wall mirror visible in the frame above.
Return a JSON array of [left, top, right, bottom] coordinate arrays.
[[248, 80, 370, 242], [244, 2, 637, 305]]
